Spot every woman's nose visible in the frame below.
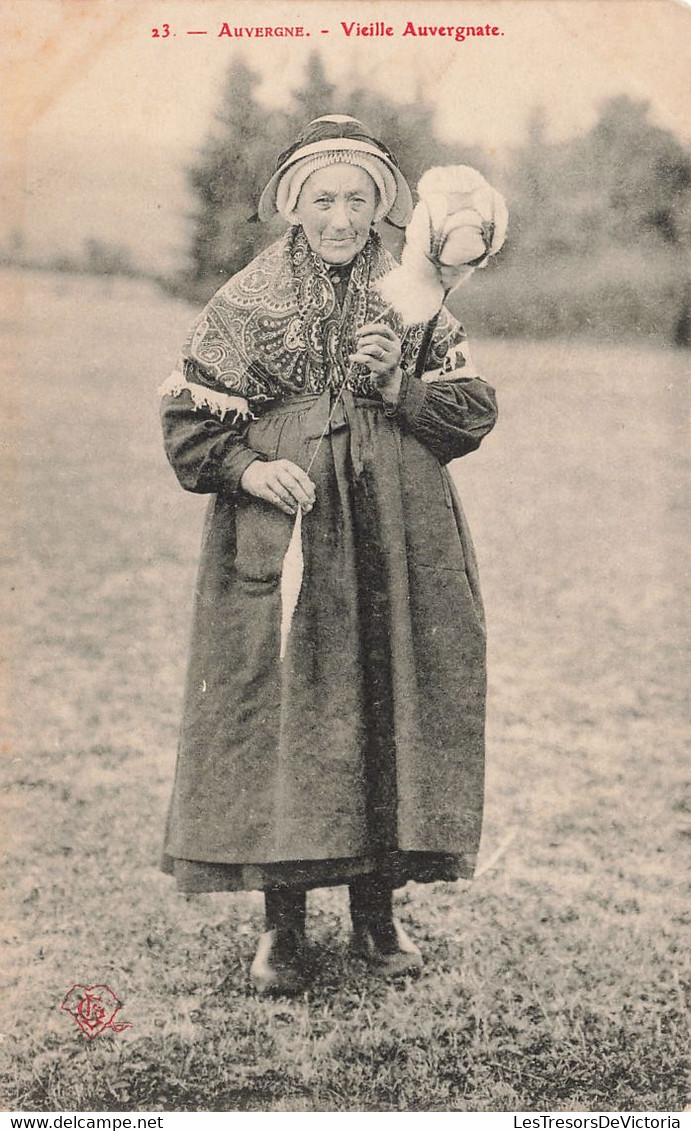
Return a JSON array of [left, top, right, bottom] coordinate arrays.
[[329, 201, 352, 230]]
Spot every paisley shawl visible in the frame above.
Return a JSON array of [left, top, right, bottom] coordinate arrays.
[[159, 226, 472, 420]]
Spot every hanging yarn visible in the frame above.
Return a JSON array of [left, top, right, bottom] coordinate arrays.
[[278, 379, 354, 661], [279, 506, 304, 661]]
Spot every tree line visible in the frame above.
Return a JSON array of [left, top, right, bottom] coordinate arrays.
[[178, 55, 690, 346]]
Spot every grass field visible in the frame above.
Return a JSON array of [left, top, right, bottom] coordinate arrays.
[[0, 269, 688, 1112]]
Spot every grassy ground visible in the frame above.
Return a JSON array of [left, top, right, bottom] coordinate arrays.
[[446, 247, 689, 348], [0, 269, 688, 1111]]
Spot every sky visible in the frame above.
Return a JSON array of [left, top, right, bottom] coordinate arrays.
[[2, 0, 690, 274]]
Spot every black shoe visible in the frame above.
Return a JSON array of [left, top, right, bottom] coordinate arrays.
[[250, 928, 309, 996], [350, 918, 423, 976]]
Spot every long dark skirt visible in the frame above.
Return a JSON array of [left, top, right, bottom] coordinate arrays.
[[162, 392, 487, 892]]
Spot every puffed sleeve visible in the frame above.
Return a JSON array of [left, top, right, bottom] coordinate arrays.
[[158, 358, 262, 495], [395, 308, 498, 465]]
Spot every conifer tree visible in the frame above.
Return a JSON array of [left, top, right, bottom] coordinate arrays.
[[186, 58, 282, 285]]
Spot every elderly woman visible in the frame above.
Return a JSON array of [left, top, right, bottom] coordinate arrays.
[[159, 115, 498, 994]]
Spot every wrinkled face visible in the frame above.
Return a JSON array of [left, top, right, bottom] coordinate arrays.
[[295, 164, 378, 265]]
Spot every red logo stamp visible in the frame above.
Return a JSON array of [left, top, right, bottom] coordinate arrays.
[[60, 984, 132, 1040]]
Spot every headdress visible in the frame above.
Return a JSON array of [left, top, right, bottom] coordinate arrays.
[[258, 115, 414, 228]]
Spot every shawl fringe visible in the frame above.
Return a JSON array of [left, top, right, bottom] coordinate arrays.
[[157, 369, 255, 424]]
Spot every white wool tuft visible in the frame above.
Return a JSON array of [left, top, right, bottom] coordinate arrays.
[[375, 163, 508, 324], [418, 165, 509, 256], [417, 164, 488, 198], [376, 261, 446, 327]]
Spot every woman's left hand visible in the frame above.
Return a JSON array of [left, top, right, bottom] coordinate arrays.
[[350, 322, 403, 404]]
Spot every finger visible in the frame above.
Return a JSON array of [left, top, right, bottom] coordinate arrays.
[[358, 322, 398, 340], [354, 344, 386, 361], [356, 336, 390, 350], [355, 340, 400, 367], [357, 330, 395, 341], [280, 461, 316, 502], [349, 350, 386, 369], [350, 347, 396, 366], [266, 479, 299, 512], [355, 338, 390, 357], [257, 479, 294, 514], [355, 341, 395, 361], [266, 488, 297, 516], [277, 468, 315, 510]]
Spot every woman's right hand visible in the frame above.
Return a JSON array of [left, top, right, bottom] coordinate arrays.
[[240, 459, 316, 516]]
